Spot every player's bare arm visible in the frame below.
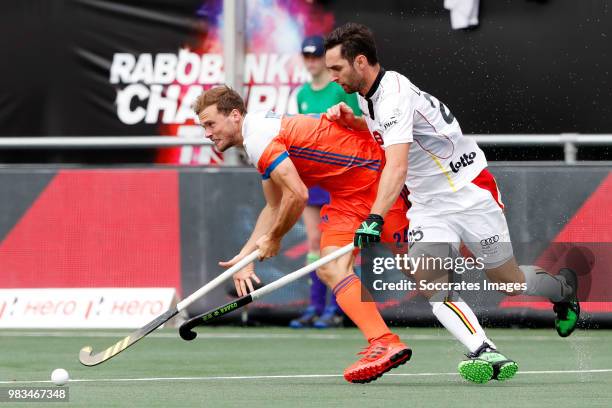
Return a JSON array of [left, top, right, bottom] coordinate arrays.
[[258, 158, 309, 260], [221, 180, 282, 295], [370, 143, 410, 217], [326, 102, 368, 131], [232, 179, 283, 258], [354, 143, 410, 248]]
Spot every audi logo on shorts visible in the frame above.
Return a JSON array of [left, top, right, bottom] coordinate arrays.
[[480, 235, 499, 246]]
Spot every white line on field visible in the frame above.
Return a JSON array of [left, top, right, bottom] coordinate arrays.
[[0, 331, 600, 342], [2, 369, 612, 385]]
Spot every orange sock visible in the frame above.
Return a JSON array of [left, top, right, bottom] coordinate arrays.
[[333, 274, 396, 343]]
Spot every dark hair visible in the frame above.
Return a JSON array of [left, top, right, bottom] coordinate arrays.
[[324, 22, 378, 65], [192, 85, 246, 115]]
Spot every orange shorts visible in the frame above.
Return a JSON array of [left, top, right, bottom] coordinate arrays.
[[319, 195, 409, 249]]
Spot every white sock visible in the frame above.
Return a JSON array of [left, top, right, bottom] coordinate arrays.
[[430, 294, 496, 353], [521, 265, 571, 302]]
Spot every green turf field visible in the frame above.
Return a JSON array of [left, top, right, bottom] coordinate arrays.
[[1, 327, 611, 407]]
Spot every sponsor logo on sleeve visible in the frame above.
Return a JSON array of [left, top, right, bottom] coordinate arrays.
[[382, 108, 402, 131], [383, 118, 398, 130]]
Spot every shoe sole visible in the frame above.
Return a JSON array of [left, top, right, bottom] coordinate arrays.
[[348, 348, 412, 384], [493, 361, 519, 381], [458, 359, 494, 384]]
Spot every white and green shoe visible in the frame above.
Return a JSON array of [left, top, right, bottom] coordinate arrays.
[[458, 342, 518, 383]]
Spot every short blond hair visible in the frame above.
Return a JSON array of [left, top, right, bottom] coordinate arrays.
[[192, 86, 246, 116]]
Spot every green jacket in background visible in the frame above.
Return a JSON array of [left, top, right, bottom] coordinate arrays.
[[297, 81, 362, 116]]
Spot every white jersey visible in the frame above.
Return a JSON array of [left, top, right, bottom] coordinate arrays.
[[357, 69, 487, 200], [241, 111, 282, 170]]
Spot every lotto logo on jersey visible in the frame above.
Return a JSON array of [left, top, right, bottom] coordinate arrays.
[[450, 152, 477, 173]]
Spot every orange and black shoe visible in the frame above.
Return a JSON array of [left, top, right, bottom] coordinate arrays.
[[343, 336, 412, 384]]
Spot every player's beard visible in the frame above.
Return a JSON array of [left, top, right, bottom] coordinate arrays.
[[216, 122, 241, 152], [217, 136, 236, 152], [343, 70, 366, 95], [212, 132, 235, 152]]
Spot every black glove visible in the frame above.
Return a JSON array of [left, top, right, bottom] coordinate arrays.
[[354, 214, 384, 248]]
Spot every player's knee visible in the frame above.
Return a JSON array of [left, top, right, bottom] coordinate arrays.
[[317, 260, 351, 288], [316, 262, 336, 286]]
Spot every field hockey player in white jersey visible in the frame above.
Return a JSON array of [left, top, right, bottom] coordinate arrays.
[[324, 22, 580, 384]]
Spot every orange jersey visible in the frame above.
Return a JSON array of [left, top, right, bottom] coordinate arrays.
[[242, 111, 410, 247], [244, 112, 392, 196]]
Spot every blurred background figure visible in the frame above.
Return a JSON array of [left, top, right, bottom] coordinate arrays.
[[289, 35, 362, 329]]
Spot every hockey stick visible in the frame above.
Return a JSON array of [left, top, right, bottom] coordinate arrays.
[[79, 250, 260, 366], [179, 243, 354, 340]]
